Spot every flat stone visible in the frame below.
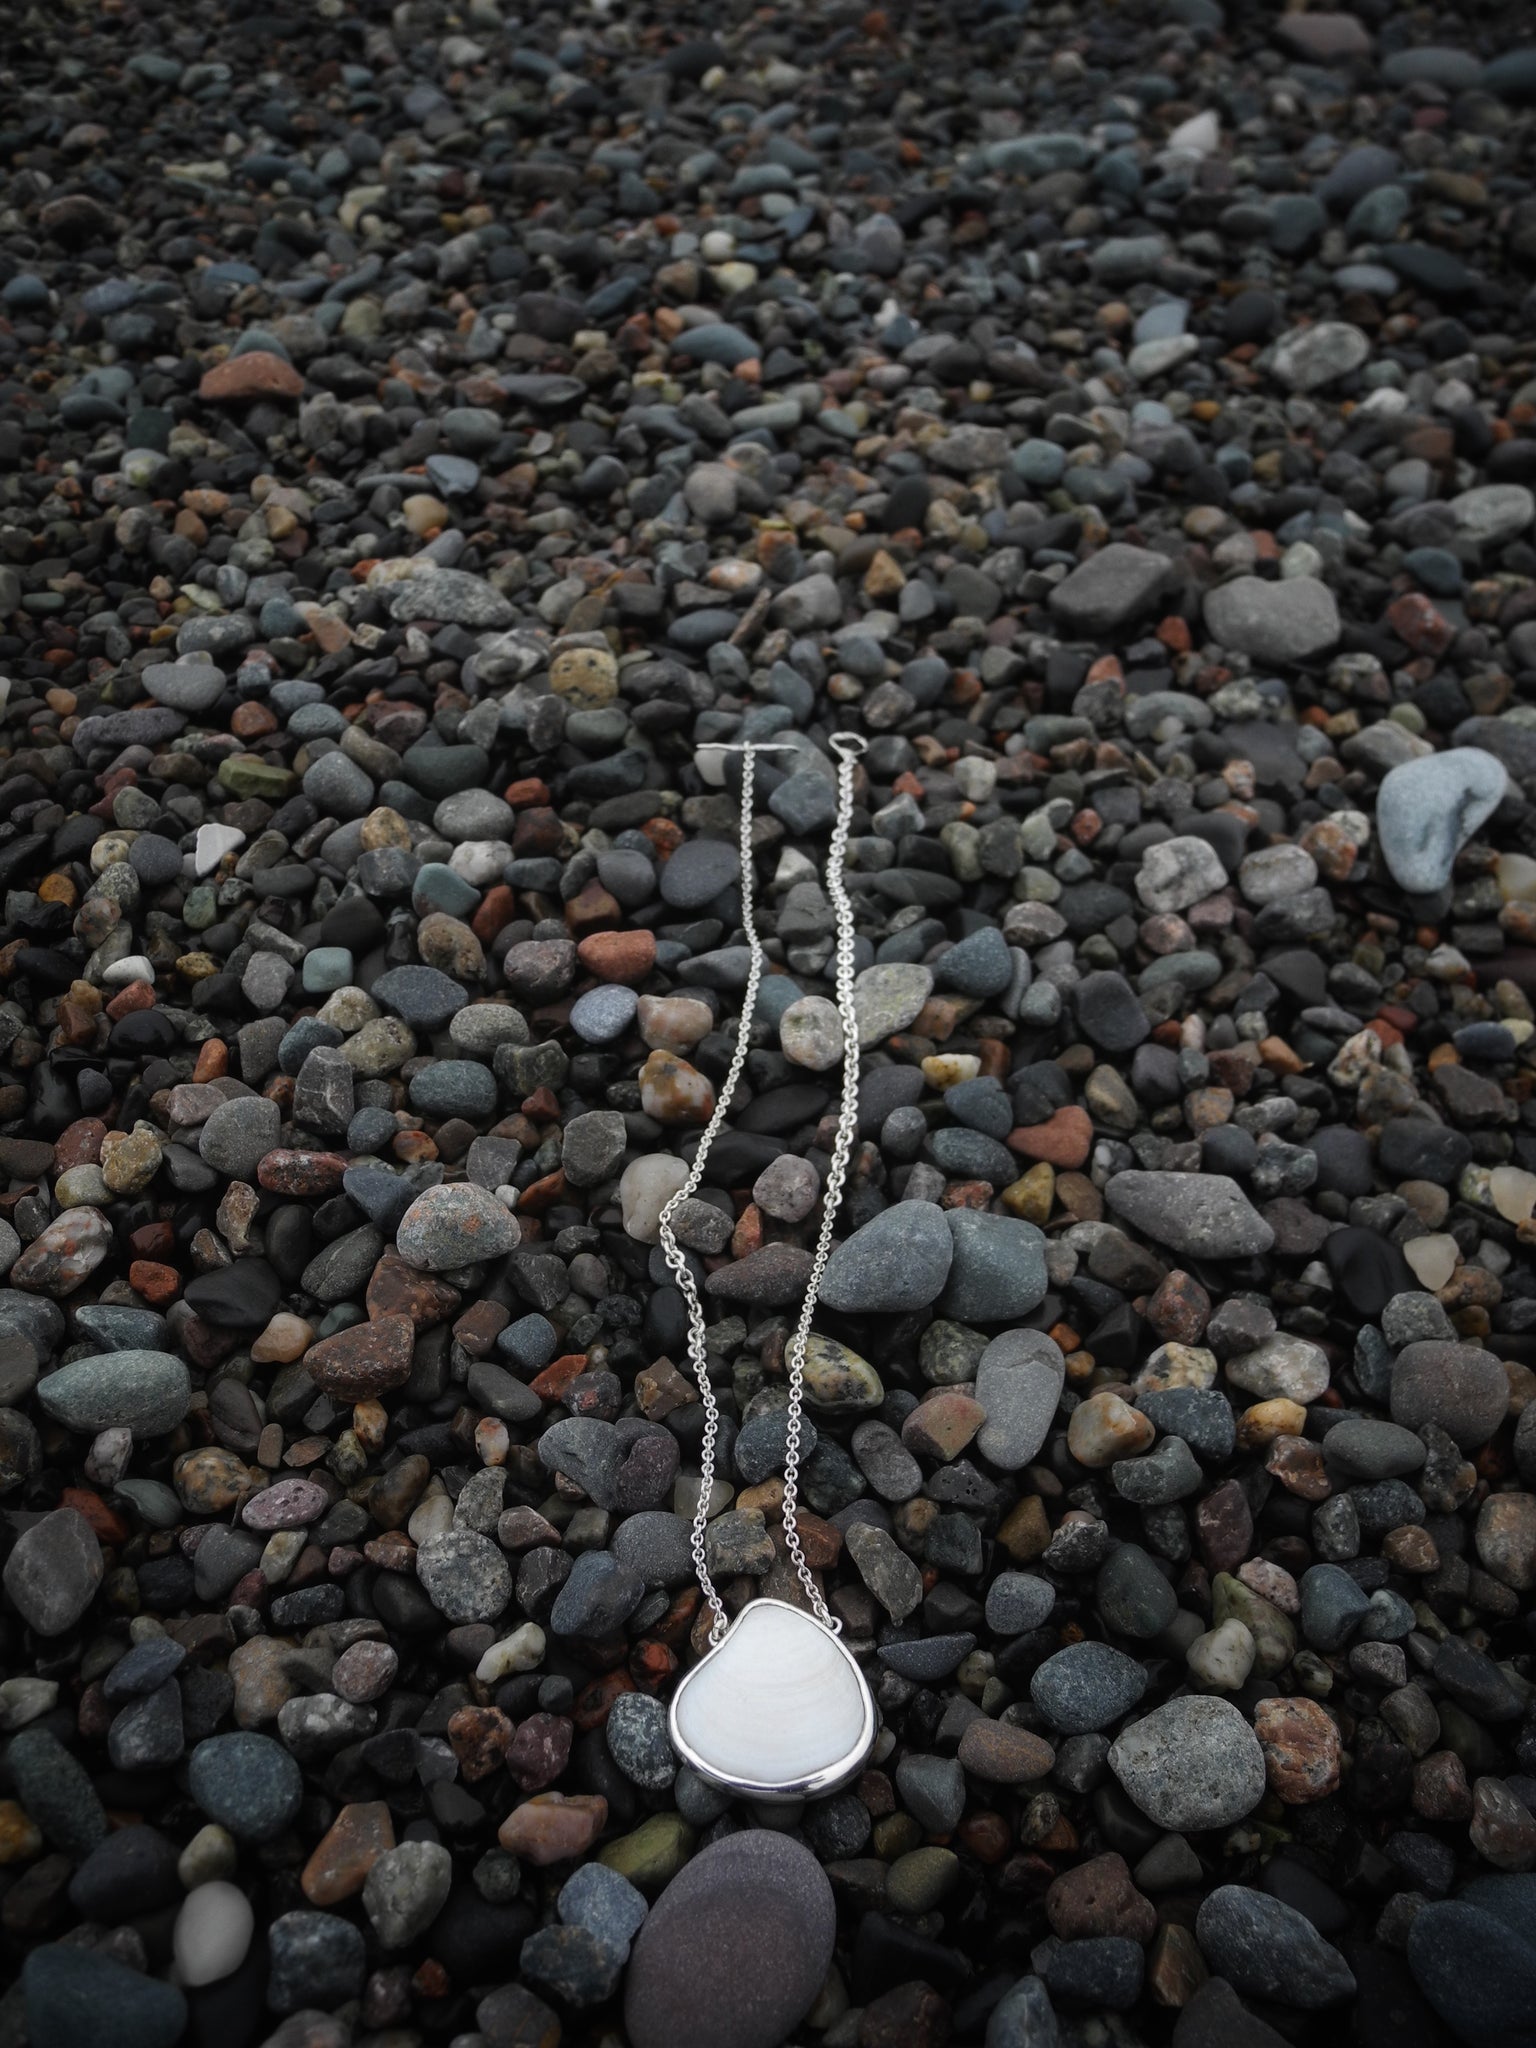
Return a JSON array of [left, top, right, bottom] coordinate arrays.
[[1048, 544, 1170, 635], [1195, 1885, 1356, 2006], [37, 1350, 190, 1435], [1106, 1172, 1274, 1257], [975, 1329, 1066, 1469], [23, 1946, 187, 2048], [2, 1508, 102, 1636], [1377, 748, 1508, 893], [1203, 577, 1341, 664]]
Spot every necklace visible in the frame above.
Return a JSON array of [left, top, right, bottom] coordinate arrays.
[[661, 733, 878, 1803]]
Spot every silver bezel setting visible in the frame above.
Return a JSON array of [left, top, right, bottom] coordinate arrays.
[[667, 1598, 878, 1804]]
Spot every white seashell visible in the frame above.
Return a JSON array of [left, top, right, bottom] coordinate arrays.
[[669, 1598, 876, 1802]]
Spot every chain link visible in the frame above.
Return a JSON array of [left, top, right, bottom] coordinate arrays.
[[656, 734, 866, 1647], [779, 732, 866, 1632]]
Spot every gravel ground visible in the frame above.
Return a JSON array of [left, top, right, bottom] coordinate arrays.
[[4, 2, 1536, 2046]]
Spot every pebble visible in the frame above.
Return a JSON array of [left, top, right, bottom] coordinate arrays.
[[1377, 749, 1508, 894], [187, 1732, 303, 1842], [974, 1330, 1066, 1469], [23, 1947, 186, 2048], [2, 1508, 103, 1636], [1204, 576, 1342, 664], [173, 1879, 255, 1987], [363, 1839, 453, 1947], [1032, 1642, 1149, 1734], [416, 1529, 512, 1623], [625, 1831, 835, 2048], [819, 1201, 954, 1312], [1408, 1877, 1536, 2047], [1389, 1340, 1509, 1448], [1106, 1173, 1274, 1258], [1109, 1697, 1266, 1831], [396, 1183, 519, 1270], [1195, 1886, 1356, 2007]]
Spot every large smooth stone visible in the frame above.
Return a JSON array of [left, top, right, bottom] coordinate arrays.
[[1377, 748, 1508, 894], [1408, 1877, 1536, 2048], [1105, 1171, 1273, 1258], [1108, 1695, 1266, 1831], [669, 1599, 874, 1800], [817, 1200, 953, 1313], [23, 1945, 187, 2048], [625, 1829, 836, 2048], [940, 1209, 1048, 1321], [36, 1350, 190, 1437]]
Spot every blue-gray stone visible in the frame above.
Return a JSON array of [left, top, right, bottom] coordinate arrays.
[[670, 323, 759, 367], [1300, 1562, 1373, 1651], [37, 1350, 190, 1436], [1031, 1641, 1148, 1734], [985, 1573, 1057, 1635], [937, 926, 1014, 998], [941, 1210, 1048, 1321], [301, 946, 354, 994], [1376, 748, 1508, 893], [372, 965, 468, 1030], [187, 1731, 303, 1841], [267, 1909, 367, 2015], [23, 1946, 186, 2048], [819, 1201, 954, 1313], [571, 984, 639, 1044], [1195, 1886, 1355, 2007], [559, 1861, 648, 1949], [408, 1060, 498, 1120], [1408, 1876, 1536, 2048]]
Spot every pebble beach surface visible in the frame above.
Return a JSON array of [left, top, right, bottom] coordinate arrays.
[[5, 2, 1536, 2046]]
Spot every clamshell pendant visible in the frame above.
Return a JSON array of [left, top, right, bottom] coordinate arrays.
[[668, 1597, 877, 1803]]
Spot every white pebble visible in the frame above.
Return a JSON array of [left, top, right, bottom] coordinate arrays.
[[448, 838, 509, 885], [407, 1489, 455, 1545], [780, 994, 846, 1072], [1168, 109, 1219, 155], [1403, 1234, 1457, 1292], [476, 1623, 547, 1682], [173, 1879, 254, 1987], [102, 954, 155, 986], [1187, 1618, 1256, 1691], [619, 1153, 689, 1243], [194, 822, 244, 876], [952, 757, 998, 802]]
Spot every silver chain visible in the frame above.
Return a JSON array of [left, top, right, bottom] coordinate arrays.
[[656, 732, 868, 1646]]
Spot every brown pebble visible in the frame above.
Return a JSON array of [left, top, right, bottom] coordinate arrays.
[[957, 1718, 1055, 1785], [1046, 1851, 1156, 1941], [301, 1801, 396, 1905], [1254, 1696, 1342, 1804], [498, 1792, 608, 1865], [305, 1313, 416, 1398]]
